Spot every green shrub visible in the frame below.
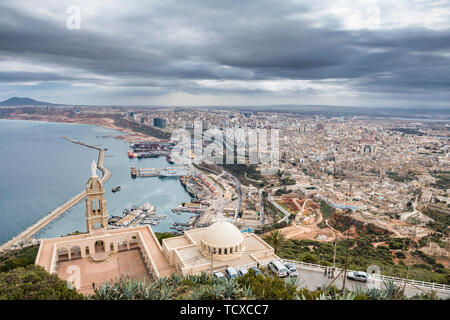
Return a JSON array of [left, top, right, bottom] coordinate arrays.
[[0, 245, 39, 273], [302, 253, 319, 264], [237, 272, 297, 300], [155, 232, 177, 244], [0, 265, 84, 300]]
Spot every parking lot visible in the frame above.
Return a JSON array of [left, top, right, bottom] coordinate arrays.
[[214, 259, 450, 299]]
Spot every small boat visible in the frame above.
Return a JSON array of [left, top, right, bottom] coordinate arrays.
[[151, 221, 159, 226], [112, 186, 121, 193], [166, 154, 174, 164]]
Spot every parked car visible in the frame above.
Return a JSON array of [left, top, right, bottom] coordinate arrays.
[[268, 260, 288, 278], [225, 267, 239, 279], [285, 262, 298, 277], [249, 266, 263, 276], [347, 271, 370, 282], [213, 271, 225, 280], [237, 268, 248, 277]]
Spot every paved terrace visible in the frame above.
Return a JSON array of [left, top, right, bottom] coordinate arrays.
[[36, 226, 176, 282]]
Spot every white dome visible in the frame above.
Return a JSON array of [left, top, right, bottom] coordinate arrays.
[[202, 220, 244, 248]]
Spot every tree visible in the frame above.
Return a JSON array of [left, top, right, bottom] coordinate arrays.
[[0, 245, 39, 273], [0, 265, 84, 300], [264, 230, 286, 254]]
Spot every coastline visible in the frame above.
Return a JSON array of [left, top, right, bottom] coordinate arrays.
[[0, 116, 163, 143]]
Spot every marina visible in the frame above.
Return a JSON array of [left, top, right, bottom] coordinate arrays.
[[108, 201, 168, 228], [169, 216, 200, 234], [172, 206, 206, 214]]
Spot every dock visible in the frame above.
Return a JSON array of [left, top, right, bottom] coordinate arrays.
[[172, 206, 205, 214], [0, 137, 111, 252], [131, 166, 189, 178]]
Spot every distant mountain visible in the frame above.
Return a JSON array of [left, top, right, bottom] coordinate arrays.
[[0, 97, 61, 106]]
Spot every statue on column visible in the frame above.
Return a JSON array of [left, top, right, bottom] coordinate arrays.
[[91, 160, 98, 178]]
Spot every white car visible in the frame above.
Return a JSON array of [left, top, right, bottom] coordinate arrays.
[[237, 268, 248, 277], [225, 267, 239, 279], [268, 260, 288, 278], [284, 263, 298, 277], [213, 271, 225, 280], [347, 271, 370, 282]]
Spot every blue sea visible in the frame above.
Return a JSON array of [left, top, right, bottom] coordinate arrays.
[[0, 119, 193, 244]]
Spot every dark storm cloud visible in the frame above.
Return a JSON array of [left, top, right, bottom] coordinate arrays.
[[0, 71, 82, 82], [0, 0, 449, 104]]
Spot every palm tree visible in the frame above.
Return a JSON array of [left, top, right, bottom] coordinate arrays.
[[264, 230, 286, 254]]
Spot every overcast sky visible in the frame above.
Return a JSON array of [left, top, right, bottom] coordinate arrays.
[[0, 0, 449, 107]]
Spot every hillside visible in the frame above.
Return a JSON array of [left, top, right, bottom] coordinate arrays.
[[0, 97, 60, 106]]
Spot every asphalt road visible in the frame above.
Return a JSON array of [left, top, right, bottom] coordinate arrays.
[[267, 192, 290, 223], [293, 265, 450, 299]]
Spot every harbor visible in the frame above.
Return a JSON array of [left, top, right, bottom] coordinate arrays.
[[31, 125, 195, 241], [131, 165, 189, 178], [0, 123, 212, 249]]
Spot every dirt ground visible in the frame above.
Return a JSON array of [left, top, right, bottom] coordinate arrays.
[[279, 225, 337, 242]]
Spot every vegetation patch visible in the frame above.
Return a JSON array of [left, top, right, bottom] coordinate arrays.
[[277, 237, 450, 284], [0, 245, 39, 273], [430, 171, 450, 190], [155, 232, 177, 245], [421, 206, 450, 235], [0, 265, 84, 300], [319, 199, 334, 220]]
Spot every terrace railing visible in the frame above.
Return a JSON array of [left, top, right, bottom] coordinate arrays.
[[230, 258, 450, 294]]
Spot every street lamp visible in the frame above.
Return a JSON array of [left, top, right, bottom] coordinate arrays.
[[341, 209, 352, 291]]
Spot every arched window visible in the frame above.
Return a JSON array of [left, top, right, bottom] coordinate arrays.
[[224, 248, 227, 255], [218, 248, 222, 255]]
